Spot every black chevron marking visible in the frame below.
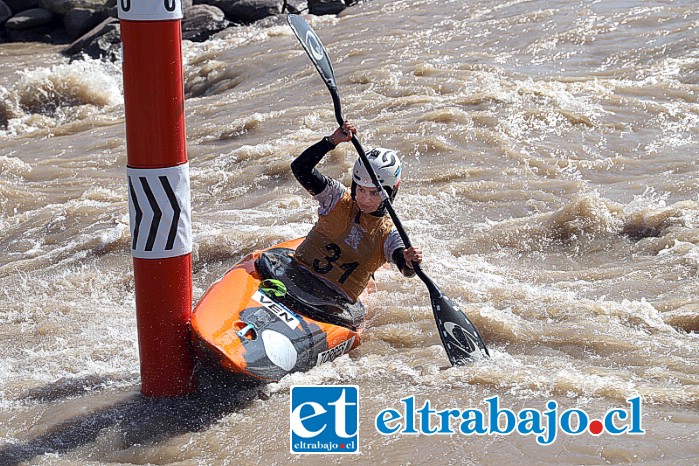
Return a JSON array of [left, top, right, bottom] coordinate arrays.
[[139, 177, 162, 252], [159, 175, 181, 250], [128, 176, 142, 250]]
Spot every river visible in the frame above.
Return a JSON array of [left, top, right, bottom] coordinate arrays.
[[1, 0, 698, 464]]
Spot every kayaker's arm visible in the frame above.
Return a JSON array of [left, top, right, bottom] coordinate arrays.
[[291, 138, 334, 195], [291, 122, 356, 196], [392, 247, 421, 278], [386, 229, 422, 277]]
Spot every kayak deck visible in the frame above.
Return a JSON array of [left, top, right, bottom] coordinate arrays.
[[190, 238, 364, 383]]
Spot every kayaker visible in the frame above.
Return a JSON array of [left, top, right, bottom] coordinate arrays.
[[290, 121, 423, 304]]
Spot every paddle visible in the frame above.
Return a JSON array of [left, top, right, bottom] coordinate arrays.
[[288, 14, 489, 364]]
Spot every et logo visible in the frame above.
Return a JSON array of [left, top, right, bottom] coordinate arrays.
[[290, 385, 359, 454]]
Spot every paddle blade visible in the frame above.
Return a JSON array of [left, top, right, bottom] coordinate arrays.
[[430, 291, 490, 365], [288, 14, 338, 91]]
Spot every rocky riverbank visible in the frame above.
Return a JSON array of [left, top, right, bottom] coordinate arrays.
[[0, 0, 360, 61]]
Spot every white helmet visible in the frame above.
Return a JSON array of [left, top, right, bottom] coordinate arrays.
[[352, 148, 402, 192]]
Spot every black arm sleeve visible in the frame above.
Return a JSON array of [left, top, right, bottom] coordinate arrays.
[[392, 247, 417, 278], [290, 138, 336, 196]]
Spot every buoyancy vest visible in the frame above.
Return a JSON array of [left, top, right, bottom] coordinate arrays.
[[294, 191, 394, 302]]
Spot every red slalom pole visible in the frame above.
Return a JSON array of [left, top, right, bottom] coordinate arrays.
[[119, 0, 196, 396]]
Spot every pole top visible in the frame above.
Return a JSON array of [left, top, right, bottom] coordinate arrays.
[[118, 0, 183, 21]]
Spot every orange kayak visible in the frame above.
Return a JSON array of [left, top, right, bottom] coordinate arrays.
[[191, 238, 366, 383]]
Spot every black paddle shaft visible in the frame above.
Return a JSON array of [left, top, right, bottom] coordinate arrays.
[[329, 88, 491, 362], [288, 14, 489, 363]]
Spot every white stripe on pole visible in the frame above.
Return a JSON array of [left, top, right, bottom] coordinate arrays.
[[118, 0, 183, 21]]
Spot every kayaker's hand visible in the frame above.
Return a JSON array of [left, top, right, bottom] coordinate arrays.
[[328, 121, 356, 146], [404, 246, 423, 268]]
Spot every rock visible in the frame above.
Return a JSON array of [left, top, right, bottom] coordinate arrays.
[[0, 1, 12, 25], [182, 4, 229, 42], [283, 0, 307, 14], [205, 0, 283, 24], [4, 0, 40, 13], [1, 0, 367, 47], [308, 0, 345, 16], [5, 26, 50, 42], [4, 7, 54, 29], [39, 0, 106, 16], [62, 16, 120, 61], [89, 23, 120, 60], [105, 4, 117, 19], [63, 6, 106, 39]]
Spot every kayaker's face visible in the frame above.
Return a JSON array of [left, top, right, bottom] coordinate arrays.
[[355, 185, 383, 212]]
